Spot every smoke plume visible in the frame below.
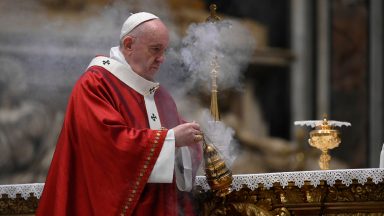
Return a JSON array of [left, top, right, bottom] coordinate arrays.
[[198, 109, 239, 168], [158, 19, 256, 97], [157, 19, 256, 167]]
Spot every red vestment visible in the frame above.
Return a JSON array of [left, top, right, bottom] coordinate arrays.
[[36, 64, 202, 216]]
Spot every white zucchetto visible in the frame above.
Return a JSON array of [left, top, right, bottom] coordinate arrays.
[[120, 12, 159, 40]]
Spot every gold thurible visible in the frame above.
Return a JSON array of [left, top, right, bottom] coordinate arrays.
[[202, 136, 233, 197], [201, 4, 233, 197]]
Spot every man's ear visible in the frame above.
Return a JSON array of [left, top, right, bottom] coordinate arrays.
[[122, 36, 134, 50]]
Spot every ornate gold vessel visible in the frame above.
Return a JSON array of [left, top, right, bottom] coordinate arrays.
[[202, 137, 233, 197], [201, 4, 233, 197], [308, 117, 340, 170], [295, 115, 351, 170]]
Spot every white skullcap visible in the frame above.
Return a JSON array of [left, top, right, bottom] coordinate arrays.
[[120, 12, 159, 40]]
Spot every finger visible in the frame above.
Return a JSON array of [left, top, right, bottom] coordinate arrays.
[[190, 122, 200, 130], [191, 129, 202, 136]]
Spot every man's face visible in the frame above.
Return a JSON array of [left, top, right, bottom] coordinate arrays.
[[123, 19, 169, 81]]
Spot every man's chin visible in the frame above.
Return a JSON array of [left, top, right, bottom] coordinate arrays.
[[150, 66, 159, 71], [148, 68, 159, 75], [145, 69, 158, 80]]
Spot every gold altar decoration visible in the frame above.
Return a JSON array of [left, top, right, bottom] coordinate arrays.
[[0, 194, 39, 215], [200, 4, 233, 197], [195, 178, 384, 216], [2, 170, 384, 216], [294, 115, 351, 170], [309, 117, 340, 170]]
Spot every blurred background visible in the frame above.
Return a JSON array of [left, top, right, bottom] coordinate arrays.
[[0, 0, 383, 184]]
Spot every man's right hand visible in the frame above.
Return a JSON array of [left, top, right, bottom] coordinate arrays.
[[173, 122, 202, 147]]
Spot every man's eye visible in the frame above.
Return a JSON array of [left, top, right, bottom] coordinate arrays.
[[151, 47, 161, 52], [150, 47, 165, 54]]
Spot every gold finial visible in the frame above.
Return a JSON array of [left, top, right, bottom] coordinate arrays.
[[322, 113, 328, 124], [206, 4, 221, 22], [320, 114, 330, 130]]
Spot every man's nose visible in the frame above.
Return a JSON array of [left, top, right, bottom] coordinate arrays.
[[156, 53, 165, 63]]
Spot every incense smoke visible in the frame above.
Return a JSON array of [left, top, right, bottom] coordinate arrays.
[[158, 19, 256, 97], [198, 109, 239, 168], [181, 20, 256, 91], [157, 19, 256, 167]]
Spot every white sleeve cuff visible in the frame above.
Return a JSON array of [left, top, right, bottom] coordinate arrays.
[[147, 129, 175, 183]]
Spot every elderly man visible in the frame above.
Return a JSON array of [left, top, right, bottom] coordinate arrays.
[[37, 12, 203, 216]]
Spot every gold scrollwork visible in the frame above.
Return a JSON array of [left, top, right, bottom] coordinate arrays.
[[0, 194, 38, 215], [195, 179, 384, 215]]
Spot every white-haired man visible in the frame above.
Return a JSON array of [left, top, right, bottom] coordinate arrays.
[[37, 12, 203, 216]]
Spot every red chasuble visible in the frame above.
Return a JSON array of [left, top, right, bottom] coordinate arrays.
[[36, 62, 202, 216]]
